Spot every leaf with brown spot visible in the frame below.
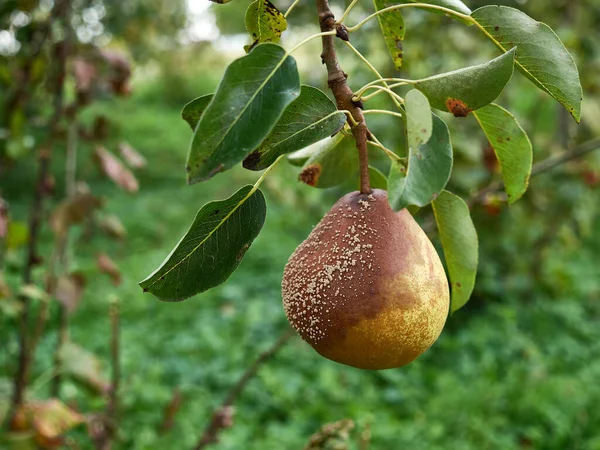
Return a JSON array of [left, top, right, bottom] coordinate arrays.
[[95, 146, 139, 193], [97, 253, 121, 286], [373, 0, 405, 70], [244, 0, 287, 53], [118, 142, 147, 169], [299, 134, 358, 189], [414, 48, 515, 113]]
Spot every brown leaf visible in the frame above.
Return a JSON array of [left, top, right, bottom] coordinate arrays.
[[304, 419, 355, 450], [119, 142, 147, 169], [99, 214, 127, 240], [50, 193, 103, 236], [60, 342, 109, 394], [21, 399, 84, 446], [73, 57, 98, 99], [0, 196, 8, 238], [99, 49, 132, 96], [54, 272, 86, 314], [95, 146, 139, 193], [97, 252, 121, 286]]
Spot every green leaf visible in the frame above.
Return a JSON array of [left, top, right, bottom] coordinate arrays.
[[298, 134, 358, 188], [473, 103, 532, 204], [187, 43, 300, 184], [368, 166, 388, 190], [405, 89, 432, 150], [414, 48, 515, 116], [140, 185, 267, 301], [388, 113, 452, 210], [181, 94, 213, 131], [244, 0, 287, 53], [243, 85, 347, 171], [409, 0, 471, 16], [432, 190, 478, 313], [287, 146, 318, 167], [373, 0, 405, 70], [471, 6, 582, 122]]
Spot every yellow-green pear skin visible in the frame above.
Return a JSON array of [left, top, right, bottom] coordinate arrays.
[[282, 189, 449, 370]]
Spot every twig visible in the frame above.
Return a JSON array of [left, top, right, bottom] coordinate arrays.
[[6, 0, 73, 430], [468, 137, 600, 207], [192, 330, 294, 450], [422, 138, 600, 233], [316, 0, 370, 194], [93, 298, 120, 450]]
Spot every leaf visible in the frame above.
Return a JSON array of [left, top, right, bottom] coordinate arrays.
[[388, 114, 452, 210], [59, 342, 108, 393], [432, 191, 478, 313], [368, 166, 388, 190], [414, 48, 515, 116], [473, 103, 532, 203], [5, 221, 28, 250], [244, 0, 287, 53], [50, 193, 103, 236], [96, 253, 121, 286], [287, 146, 319, 167], [243, 85, 347, 171], [19, 285, 49, 303], [54, 273, 86, 314], [373, 0, 405, 70], [22, 399, 84, 443], [405, 89, 432, 150], [140, 185, 266, 301], [298, 134, 358, 188], [408, 0, 471, 15], [118, 142, 147, 169], [471, 6, 582, 122], [181, 94, 213, 131], [187, 43, 300, 183], [99, 214, 127, 240], [95, 146, 139, 193]]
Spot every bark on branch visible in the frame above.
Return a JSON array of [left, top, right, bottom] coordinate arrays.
[[316, 0, 370, 194]]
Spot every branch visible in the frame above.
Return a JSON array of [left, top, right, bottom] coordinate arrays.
[[422, 138, 600, 234], [468, 137, 600, 207], [316, 0, 370, 194], [6, 0, 73, 430], [192, 330, 294, 450]]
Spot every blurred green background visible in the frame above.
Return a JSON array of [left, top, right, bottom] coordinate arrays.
[[1, 0, 600, 448]]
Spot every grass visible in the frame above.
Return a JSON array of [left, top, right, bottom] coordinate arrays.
[[2, 71, 600, 449]]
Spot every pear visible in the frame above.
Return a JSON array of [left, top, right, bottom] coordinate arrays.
[[282, 189, 449, 370]]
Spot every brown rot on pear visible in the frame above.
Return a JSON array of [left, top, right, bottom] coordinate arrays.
[[281, 189, 449, 370]]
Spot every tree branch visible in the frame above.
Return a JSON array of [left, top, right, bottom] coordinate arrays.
[[316, 0, 370, 194], [422, 138, 600, 234], [6, 0, 73, 430], [192, 330, 294, 450]]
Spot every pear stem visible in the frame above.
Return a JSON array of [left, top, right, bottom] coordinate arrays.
[[316, 0, 371, 194]]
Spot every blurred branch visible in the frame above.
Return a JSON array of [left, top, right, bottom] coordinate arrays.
[[6, 0, 73, 431], [468, 137, 600, 207], [192, 330, 294, 450], [423, 138, 600, 234], [93, 298, 121, 450]]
